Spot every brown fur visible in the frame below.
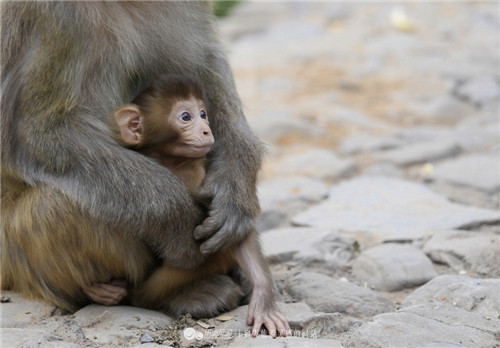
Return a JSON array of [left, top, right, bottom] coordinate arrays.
[[114, 76, 289, 334], [1, 2, 263, 317], [111, 74, 242, 317], [165, 274, 244, 319], [1, 181, 153, 312], [132, 252, 237, 313]]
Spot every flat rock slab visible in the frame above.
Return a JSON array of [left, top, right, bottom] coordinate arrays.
[[1, 291, 56, 328], [423, 230, 500, 277], [221, 336, 343, 348], [261, 227, 354, 268], [420, 343, 470, 348], [400, 302, 500, 334], [292, 176, 500, 243], [256, 176, 329, 231], [73, 305, 174, 347], [408, 93, 475, 123], [363, 163, 404, 178], [375, 139, 461, 166], [352, 243, 437, 291], [133, 344, 170, 348], [1, 328, 78, 348], [454, 74, 500, 107], [258, 176, 329, 210], [275, 149, 357, 180], [301, 313, 362, 336], [217, 302, 360, 339], [285, 272, 393, 318], [74, 304, 174, 330], [248, 108, 325, 144], [401, 275, 500, 318], [340, 133, 405, 155], [324, 106, 395, 133], [431, 154, 500, 193], [344, 311, 497, 348]]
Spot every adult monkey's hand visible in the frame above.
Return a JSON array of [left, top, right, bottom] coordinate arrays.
[[194, 117, 263, 255]]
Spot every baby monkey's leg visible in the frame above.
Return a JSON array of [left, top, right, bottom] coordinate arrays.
[[232, 232, 290, 338]]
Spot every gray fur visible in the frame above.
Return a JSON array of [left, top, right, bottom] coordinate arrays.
[[1, 1, 262, 312]]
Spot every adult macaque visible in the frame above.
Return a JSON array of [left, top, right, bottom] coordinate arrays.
[[108, 74, 289, 337], [1, 0, 266, 332]]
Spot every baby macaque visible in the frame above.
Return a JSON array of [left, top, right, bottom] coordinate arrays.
[[111, 74, 290, 337], [114, 75, 214, 195]]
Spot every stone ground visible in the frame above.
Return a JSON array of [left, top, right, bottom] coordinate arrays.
[[2, 2, 499, 348]]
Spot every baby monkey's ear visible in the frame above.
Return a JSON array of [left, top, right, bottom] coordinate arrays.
[[113, 104, 144, 146]]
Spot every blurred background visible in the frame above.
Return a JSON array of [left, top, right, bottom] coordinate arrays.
[[213, 1, 499, 228]]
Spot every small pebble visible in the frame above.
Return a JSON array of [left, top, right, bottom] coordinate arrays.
[[141, 333, 154, 344]]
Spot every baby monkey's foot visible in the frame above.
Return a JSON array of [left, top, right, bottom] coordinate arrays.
[[84, 279, 128, 306], [247, 295, 291, 338]]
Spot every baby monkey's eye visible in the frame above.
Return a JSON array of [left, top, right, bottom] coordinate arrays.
[[200, 110, 207, 120], [181, 112, 192, 121]]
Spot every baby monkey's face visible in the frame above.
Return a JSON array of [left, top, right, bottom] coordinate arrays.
[[162, 96, 214, 159]]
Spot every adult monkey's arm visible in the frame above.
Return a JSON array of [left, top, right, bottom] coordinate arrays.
[[193, 48, 264, 255], [1, 1, 262, 261], [1, 2, 223, 268]]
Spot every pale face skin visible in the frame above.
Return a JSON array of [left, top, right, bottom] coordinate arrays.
[[152, 97, 214, 162], [113, 96, 214, 166]]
